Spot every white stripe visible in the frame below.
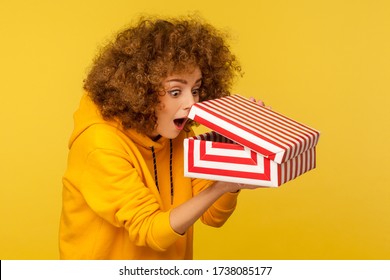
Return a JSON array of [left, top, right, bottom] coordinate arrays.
[[184, 170, 278, 187], [193, 140, 265, 173], [205, 141, 249, 158], [291, 156, 296, 180], [184, 139, 189, 174], [270, 160, 279, 186]]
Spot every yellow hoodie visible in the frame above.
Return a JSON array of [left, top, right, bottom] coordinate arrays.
[[59, 94, 239, 259]]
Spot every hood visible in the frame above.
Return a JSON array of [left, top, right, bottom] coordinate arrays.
[[69, 93, 168, 151]]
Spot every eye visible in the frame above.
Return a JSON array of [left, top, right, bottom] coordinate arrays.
[[192, 88, 201, 96], [168, 89, 181, 97]]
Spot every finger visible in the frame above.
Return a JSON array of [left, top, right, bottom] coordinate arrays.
[[248, 97, 270, 109], [237, 183, 268, 189]]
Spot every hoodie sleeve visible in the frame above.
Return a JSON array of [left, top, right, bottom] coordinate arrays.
[[80, 147, 183, 252], [192, 178, 239, 228]]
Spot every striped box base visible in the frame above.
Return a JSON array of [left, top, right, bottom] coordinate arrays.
[[184, 131, 317, 187]]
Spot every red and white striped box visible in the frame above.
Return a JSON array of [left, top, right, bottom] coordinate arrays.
[[183, 94, 320, 187]]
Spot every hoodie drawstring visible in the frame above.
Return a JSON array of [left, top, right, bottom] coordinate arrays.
[[150, 139, 174, 204]]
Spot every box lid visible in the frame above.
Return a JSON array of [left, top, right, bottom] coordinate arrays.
[[188, 94, 320, 164]]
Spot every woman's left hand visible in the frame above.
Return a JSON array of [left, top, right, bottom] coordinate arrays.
[[249, 97, 272, 109]]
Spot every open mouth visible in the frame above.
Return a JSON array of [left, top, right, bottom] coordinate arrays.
[[173, 118, 187, 130]]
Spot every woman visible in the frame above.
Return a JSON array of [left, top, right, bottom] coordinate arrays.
[[59, 15, 263, 259]]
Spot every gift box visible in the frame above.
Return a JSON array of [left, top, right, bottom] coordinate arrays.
[[183, 94, 320, 187]]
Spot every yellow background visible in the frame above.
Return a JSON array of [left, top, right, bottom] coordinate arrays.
[[1, 0, 389, 259]]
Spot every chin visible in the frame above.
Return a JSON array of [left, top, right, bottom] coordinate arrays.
[[158, 130, 179, 139], [167, 133, 181, 139]]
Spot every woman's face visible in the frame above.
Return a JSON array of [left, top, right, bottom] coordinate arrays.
[[150, 67, 202, 139]]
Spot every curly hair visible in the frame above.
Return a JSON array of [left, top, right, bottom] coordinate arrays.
[[83, 14, 242, 134]]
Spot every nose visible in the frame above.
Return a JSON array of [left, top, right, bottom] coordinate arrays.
[[183, 92, 197, 110]]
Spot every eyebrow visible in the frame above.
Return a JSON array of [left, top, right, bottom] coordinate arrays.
[[166, 77, 203, 84]]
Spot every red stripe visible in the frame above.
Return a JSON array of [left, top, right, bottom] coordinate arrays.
[[291, 157, 296, 180], [188, 164, 271, 180], [304, 149, 311, 172], [306, 148, 311, 171], [187, 139, 195, 172], [199, 140, 258, 165], [294, 157, 298, 180], [310, 149, 314, 170], [187, 138, 272, 181], [313, 147, 316, 168], [211, 141, 245, 150], [200, 153, 259, 165], [304, 152, 311, 172], [284, 161, 288, 183]]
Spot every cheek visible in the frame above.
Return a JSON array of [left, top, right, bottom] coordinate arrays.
[[155, 104, 172, 124], [155, 100, 168, 116]]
